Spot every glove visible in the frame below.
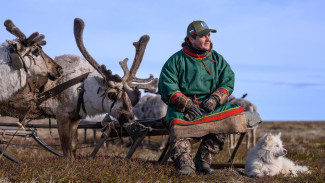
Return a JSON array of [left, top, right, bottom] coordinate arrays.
[[201, 94, 220, 113], [184, 100, 205, 120]]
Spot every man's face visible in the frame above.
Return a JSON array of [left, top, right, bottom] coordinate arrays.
[[189, 34, 211, 51]]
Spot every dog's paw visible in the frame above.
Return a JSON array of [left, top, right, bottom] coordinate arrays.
[[256, 174, 265, 178], [247, 173, 264, 178]]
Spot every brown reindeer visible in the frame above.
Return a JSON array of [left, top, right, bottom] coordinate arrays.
[[0, 19, 62, 102]]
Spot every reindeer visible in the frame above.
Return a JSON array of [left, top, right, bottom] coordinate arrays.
[[228, 93, 259, 149], [0, 18, 158, 159], [133, 94, 167, 119], [0, 19, 62, 102]]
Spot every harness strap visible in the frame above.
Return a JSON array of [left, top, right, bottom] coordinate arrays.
[[37, 72, 90, 104], [8, 45, 28, 72], [81, 91, 87, 115], [27, 76, 48, 93], [74, 86, 87, 120]]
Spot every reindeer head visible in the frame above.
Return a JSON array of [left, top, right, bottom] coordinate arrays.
[[4, 19, 62, 80], [74, 18, 158, 125]]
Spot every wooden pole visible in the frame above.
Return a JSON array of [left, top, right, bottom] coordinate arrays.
[[158, 139, 170, 162], [83, 128, 87, 144], [228, 132, 246, 163], [91, 127, 112, 158], [125, 129, 148, 159]]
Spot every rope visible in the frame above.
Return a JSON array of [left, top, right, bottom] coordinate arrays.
[[125, 122, 153, 132], [0, 104, 33, 160], [102, 122, 122, 142], [136, 122, 152, 132]]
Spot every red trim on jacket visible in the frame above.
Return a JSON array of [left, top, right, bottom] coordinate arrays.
[[182, 48, 216, 75], [169, 106, 244, 127], [169, 91, 184, 104], [216, 87, 229, 96], [182, 47, 212, 58]]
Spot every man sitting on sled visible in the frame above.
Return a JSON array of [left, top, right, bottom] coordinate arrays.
[[158, 20, 260, 175]]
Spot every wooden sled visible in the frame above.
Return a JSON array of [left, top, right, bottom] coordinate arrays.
[[91, 112, 247, 169], [1, 114, 247, 169]]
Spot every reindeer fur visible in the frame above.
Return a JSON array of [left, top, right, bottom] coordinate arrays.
[[0, 40, 62, 102], [0, 42, 28, 101], [133, 94, 167, 119], [1, 19, 63, 102], [37, 54, 133, 158]]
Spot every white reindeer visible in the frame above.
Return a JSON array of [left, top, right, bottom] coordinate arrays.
[[228, 93, 259, 149], [0, 18, 158, 159], [0, 19, 62, 102], [133, 94, 167, 119]]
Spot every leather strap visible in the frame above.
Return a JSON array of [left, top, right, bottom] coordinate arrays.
[[74, 85, 87, 120], [37, 72, 90, 104]]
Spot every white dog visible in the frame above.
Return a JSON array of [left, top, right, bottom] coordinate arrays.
[[245, 132, 310, 177]]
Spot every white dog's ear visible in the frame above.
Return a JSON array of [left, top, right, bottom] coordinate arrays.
[[266, 132, 272, 142]]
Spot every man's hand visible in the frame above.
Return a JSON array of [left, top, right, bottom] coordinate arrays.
[[201, 95, 220, 112], [184, 101, 205, 120]]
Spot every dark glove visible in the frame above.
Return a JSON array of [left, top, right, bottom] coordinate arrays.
[[201, 95, 220, 113], [184, 100, 205, 120]]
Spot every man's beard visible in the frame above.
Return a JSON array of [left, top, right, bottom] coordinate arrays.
[[191, 42, 213, 54]]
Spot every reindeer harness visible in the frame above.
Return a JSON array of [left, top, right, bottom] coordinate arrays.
[[37, 72, 90, 119], [37, 72, 90, 103], [8, 45, 28, 72]]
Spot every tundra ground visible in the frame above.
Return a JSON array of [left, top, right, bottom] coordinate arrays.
[[0, 117, 324, 182]]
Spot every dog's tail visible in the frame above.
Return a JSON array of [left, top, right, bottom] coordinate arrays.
[[295, 165, 310, 174]]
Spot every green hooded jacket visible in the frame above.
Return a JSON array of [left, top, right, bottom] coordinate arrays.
[[158, 48, 243, 127]]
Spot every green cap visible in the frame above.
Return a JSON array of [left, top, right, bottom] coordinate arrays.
[[186, 20, 217, 37]]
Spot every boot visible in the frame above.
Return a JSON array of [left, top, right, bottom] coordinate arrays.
[[194, 158, 216, 174], [178, 166, 196, 176]]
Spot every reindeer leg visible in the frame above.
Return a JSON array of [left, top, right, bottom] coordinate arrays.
[[252, 127, 257, 147], [56, 117, 72, 158], [70, 118, 81, 159], [230, 134, 236, 149], [246, 129, 252, 149]]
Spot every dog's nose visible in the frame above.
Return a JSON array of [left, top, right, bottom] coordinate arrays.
[[283, 148, 287, 155]]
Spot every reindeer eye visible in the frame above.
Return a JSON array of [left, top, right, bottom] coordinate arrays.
[[107, 91, 117, 100], [32, 48, 40, 57]]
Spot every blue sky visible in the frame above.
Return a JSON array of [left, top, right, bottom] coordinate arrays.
[[1, 0, 324, 121]]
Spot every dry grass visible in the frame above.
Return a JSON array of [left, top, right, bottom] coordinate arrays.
[[0, 117, 324, 182]]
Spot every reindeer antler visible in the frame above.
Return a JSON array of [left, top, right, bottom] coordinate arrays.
[[26, 33, 46, 46], [4, 19, 47, 46], [73, 18, 122, 83], [119, 35, 158, 93], [4, 19, 27, 41]]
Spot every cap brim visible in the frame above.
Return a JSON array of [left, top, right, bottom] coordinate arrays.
[[197, 29, 217, 36], [210, 29, 217, 33]]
